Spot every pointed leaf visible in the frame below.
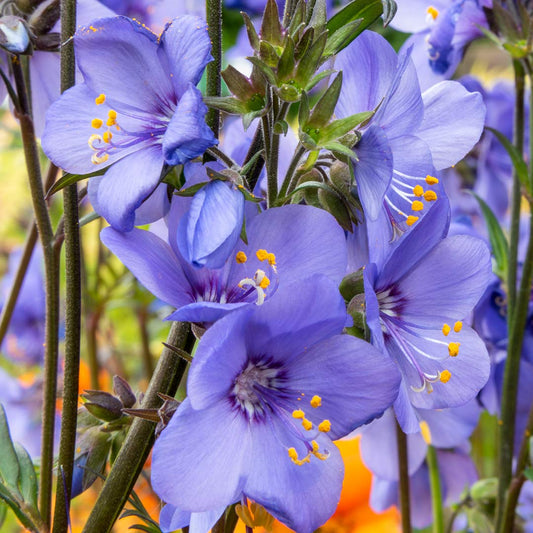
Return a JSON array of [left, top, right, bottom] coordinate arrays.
[[46, 168, 105, 197], [246, 57, 277, 86], [294, 26, 314, 62], [305, 68, 336, 91], [323, 141, 358, 160], [260, 0, 283, 45], [259, 40, 280, 67], [327, 0, 383, 35], [221, 65, 255, 101], [323, 18, 362, 57], [14, 444, 38, 511], [287, 1, 305, 37], [307, 72, 343, 128], [295, 31, 327, 84], [470, 191, 509, 279], [174, 181, 209, 197], [298, 91, 310, 126], [309, 0, 327, 30], [320, 110, 374, 142], [0, 482, 38, 532], [277, 36, 295, 81], [242, 12, 260, 51], [0, 405, 20, 497], [203, 96, 247, 115]]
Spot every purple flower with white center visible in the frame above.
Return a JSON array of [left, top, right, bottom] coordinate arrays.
[[0, 246, 45, 365], [363, 196, 491, 432], [335, 30, 485, 240], [391, 0, 490, 89], [151, 276, 401, 532], [101, 203, 348, 324], [41, 15, 217, 232]]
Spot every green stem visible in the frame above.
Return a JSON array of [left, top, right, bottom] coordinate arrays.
[[426, 445, 444, 533], [278, 144, 306, 200], [12, 57, 60, 530], [52, 0, 80, 526], [82, 322, 193, 533], [138, 306, 154, 378], [242, 125, 265, 192], [395, 420, 412, 533], [496, 61, 531, 530], [205, 0, 222, 137]]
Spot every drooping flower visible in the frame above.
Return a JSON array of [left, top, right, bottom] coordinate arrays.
[[335, 30, 485, 238], [42, 15, 217, 231], [152, 276, 401, 533], [101, 203, 348, 324], [363, 196, 491, 432]]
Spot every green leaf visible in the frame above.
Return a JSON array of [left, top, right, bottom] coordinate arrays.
[[221, 65, 255, 101], [298, 91, 310, 127], [173, 182, 209, 197], [308, 0, 327, 30], [241, 12, 260, 51], [259, 40, 280, 67], [0, 405, 20, 497], [294, 26, 314, 62], [277, 36, 295, 81], [79, 211, 101, 228], [260, 0, 283, 45], [323, 18, 362, 58], [295, 31, 327, 84], [304, 68, 336, 92], [46, 168, 105, 197], [323, 141, 358, 160], [486, 126, 530, 193], [320, 110, 374, 143], [246, 57, 277, 86], [525, 467, 533, 482], [203, 96, 247, 115], [307, 72, 343, 128], [0, 482, 38, 532], [469, 192, 509, 279], [14, 444, 38, 511], [326, 0, 383, 36]]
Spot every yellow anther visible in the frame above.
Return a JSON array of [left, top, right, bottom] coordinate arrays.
[[425, 175, 439, 185], [426, 6, 439, 19], [259, 276, 270, 289], [288, 447, 298, 461], [442, 323, 451, 336], [419, 421, 432, 444], [454, 321, 463, 333], [91, 118, 103, 129], [266, 252, 276, 266], [318, 419, 331, 433], [256, 249, 268, 261], [440, 369, 452, 383], [108, 109, 117, 120], [235, 504, 254, 528], [411, 200, 424, 211], [236, 251, 247, 264], [103, 131, 113, 143], [95, 93, 106, 105], [448, 342, 460, 357], [292, 409, 305, 419], [423, 190, 438, 201], [288, 447, 310, 465], [311, 441, 329, 461], [406, 216, 419, 226], [302, 418, 313, 431], [413, 185, 424, 197], [106, 117, 116, 126], [91, 152, 109, 165], [310, 395, 322, 408]]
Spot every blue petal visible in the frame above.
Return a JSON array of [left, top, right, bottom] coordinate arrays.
[[162, 84, 217, 165], [159, 504, 225, 533], [88, 145, 163, 231], [158, 16, 213, 99], [177, 180, 244, 269]]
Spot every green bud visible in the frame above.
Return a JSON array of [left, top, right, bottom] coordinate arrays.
[[470, 478, 498, 503], [318, 188, 353, 231], [276, 82, 301, 103], [329, 161, 352, 195], [339, 268, 365, 301]]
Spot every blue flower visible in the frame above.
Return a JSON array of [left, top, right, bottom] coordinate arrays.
[[363, 197, 492, 432], [101, 203, 349, 324], [42, 15, 217, 231], [151, 276, 401, 532]]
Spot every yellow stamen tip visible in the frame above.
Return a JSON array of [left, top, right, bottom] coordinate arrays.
[[426, 6, 439, 19], [453, 321, 463, 333], [442, 323, 451, 336], [318, 419, 331, 432], [95, 93, 106, 105], [440, 369, 452, 383], [448, 342, 460, 357], [259, 276, 270, 289], [419, 420, 432, 444], [288, 447, 298, 461], [266, 252, 276, 266], [103, 131, 112, 143], [292, 409, 305, 419], [108, 109, 117, 120], [236, 251, 247, 264], [406, 215, 419, 226], [310, 395, 322, 408], [413, 185, 424, 197], [425, 175, 439, 185], [411, 200, 424, 212], [91, 118, 103, 129], [256, 249, 268, 262], [302, 418, 313, 431], [423, 190, 438, 202]]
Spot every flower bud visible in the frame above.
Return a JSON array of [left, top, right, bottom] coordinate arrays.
[[0, 16, 31, 54], [81, 390, 124, 421], [28, 0, 60, 36], [113, 375, 136, 408]]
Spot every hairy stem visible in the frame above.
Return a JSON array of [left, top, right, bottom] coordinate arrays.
[[205, 0, 222, 137], [396, 420, 412, 533]]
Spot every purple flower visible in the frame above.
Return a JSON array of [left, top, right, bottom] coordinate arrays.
[[101, 203, 348, 324], [0, 247, 45, 365], [42, 15, 217, 232], [363, 197, 492, 432], [335, 30, 485, 238], [151, 276, 401, 532]]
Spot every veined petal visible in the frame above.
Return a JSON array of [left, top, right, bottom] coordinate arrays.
[[158, 15, 213, 99], [167, 301, 249, 324], [352, 125, 393, 221], [88, 144, 163, 231], [133, 182, 171, 226], [159, 504, 225, 533], [100, 226, 193, 308], [152, 399, 250, 511], [287, 334, 401, 439], [75, 17, 174, 114], [244, 420, 343, 533], [419, 81, 485, 170], [162, 85, 217, 165]]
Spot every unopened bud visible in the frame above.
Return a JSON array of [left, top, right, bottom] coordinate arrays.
[[0, 16, 31, 54], [113, 375, 136, 408], [81, 390, 124, 421], [28, 0, 59, 36]]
